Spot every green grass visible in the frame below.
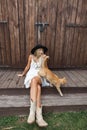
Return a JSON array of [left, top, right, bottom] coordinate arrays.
[[0, 111, 87, 130]]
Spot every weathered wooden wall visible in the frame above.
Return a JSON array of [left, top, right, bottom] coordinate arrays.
[[0, 0, 87, 69]]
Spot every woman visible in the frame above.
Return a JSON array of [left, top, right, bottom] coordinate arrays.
[[18, 44, 49, 127]]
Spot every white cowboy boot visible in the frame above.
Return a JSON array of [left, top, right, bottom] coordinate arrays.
[[36, 107, 48, 127], [27, 100, 36, 124]]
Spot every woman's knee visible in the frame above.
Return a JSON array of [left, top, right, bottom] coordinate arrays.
[[31, 77, 38, 84], [31, 77, 41, 85]]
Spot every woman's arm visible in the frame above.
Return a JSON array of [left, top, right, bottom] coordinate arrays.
[[18, 55, 32, 77]]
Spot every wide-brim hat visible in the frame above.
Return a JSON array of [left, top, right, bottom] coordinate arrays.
[[31, 44, 48, 54]]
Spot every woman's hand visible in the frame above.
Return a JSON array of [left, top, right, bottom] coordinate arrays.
[[17, 73, 24, 77]]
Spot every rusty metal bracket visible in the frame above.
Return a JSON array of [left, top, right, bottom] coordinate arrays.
[[66, 23, 87, 28], [35, 22, 49, 43], [35, 22, 49, 32], [0, 21, 8, 24]]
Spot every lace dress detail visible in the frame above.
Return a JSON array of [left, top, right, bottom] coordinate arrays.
[[24, 57, 50, 88]]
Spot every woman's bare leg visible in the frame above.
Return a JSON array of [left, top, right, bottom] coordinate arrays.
[[37, 85, 41, 107], [30, 77, 41, 102], [27, 77, 41, 124], [36, 84, 48, 127], [28, 77, 48, 126]]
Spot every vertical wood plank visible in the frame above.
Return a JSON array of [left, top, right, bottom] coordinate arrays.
[[24, 0, 36, 63], [13, 0, 20, 65], [7, 0, 16, 65], [0, 0, 3, 64], [3, 0, 11, 65], [0, 0, 6, 65], [75, 0, 83, 66], [46, 0, 58, 68], [17, 0, 25, 67], [29, 0, 35, 54], [54, 0, 67, 68]]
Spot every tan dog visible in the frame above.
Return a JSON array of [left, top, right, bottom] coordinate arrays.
[[38, 55, 67, 96]]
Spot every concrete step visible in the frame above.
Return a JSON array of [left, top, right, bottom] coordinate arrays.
[[0, 92, 87, 116]]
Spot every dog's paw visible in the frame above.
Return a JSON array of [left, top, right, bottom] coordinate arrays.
[[50, 83, 53, 87]]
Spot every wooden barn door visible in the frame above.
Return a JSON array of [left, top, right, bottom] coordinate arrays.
[[35, 0, 59, 69], [37, 0, 87, 69], [0, 0, 36, 68], [0, 0, 11, 67], [0, 0, 87, 68], [0, 23, 11, 67]]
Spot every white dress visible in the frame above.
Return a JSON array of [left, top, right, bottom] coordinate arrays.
[[24, 57, 50, 88]]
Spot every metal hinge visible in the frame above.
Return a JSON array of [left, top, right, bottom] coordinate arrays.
[[66, 23, 87, 28], [0, 21, 8, 24]]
